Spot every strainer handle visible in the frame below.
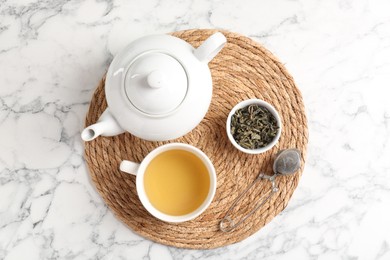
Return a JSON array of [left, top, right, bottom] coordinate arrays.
[[219, 174, 278, 232]]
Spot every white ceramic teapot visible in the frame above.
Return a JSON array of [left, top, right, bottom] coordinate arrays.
[[81, 32, 226, 142]]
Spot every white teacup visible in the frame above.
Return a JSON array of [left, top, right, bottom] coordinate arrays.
[[120, 143, 216, 223]]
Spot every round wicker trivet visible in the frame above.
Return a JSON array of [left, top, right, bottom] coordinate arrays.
[[84, 29, 308, 249]]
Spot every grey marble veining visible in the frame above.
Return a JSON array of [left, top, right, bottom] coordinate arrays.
[[1, 0, 390, 259]]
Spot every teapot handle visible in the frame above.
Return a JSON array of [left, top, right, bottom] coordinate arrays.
[[194, 32, 226, 63]]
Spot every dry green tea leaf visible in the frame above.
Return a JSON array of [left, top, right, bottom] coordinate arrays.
[[230, 104, 279, 149]]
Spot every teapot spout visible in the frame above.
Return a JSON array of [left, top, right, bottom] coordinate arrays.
[[81, 108, 125, 141], [194, 32, 226, 63]]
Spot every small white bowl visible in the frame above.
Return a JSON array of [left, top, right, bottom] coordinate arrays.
[[226, 99, 282, 154]]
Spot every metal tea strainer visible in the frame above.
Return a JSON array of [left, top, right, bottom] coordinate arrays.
[[219, 149, 301, 232]]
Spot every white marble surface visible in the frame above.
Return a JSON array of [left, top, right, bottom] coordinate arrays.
[[1, 0, 390, 259]]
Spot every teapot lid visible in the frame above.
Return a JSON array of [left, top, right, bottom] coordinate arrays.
[[124, 52, 187, 116]]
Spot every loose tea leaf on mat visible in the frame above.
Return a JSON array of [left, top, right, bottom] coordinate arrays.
[[230, 104, 279, 149]]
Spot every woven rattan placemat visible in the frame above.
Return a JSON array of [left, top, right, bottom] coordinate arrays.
[[84, 29, 308, 249]]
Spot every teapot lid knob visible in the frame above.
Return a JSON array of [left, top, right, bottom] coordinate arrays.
[[147, 70, 165, 89]]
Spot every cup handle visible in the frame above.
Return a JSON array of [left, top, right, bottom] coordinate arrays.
[[194, 32, 227, 63], [120, 160, 140, 176]]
